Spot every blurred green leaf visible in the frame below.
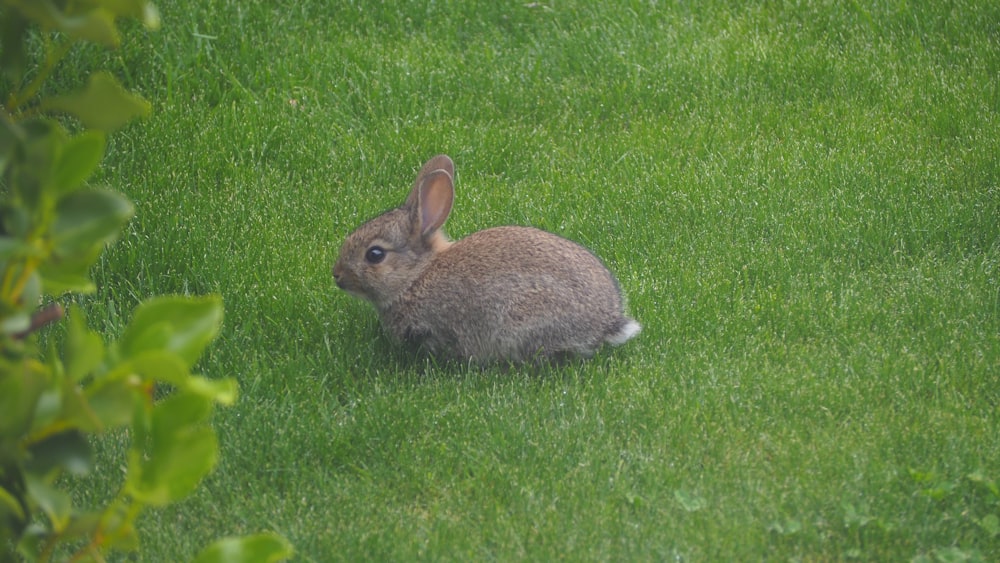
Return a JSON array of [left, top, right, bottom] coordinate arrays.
[[186, 376, 238, 406], [93, 503, 140, 551], [120, 296, 224, 368], [19, 270, 42, 317], [57, 379, 103, 433], [52, 130, 105, 196], [128, 393, 218, 505], [0, 236, 36, 260], [0, 485, 26, 522], [24, 474, 72, 532], [25, 431, 92, 477], [0, 472, 29, 544], [51, 188, 133, 256], [8, 119, 63, 210], [0, 362, 47, 438], [193, 533, 295, 563], [59, 511, 102, 545], [31, 388, 63, 433], [0, 204, 32, 239], [100, 0, 162, 29], [0, 308, 31, 335], [38, 272, 97, 296], [0, 10, 29, 82], [61, 8, 119, 46], [42, 71, 151, 131], [0, 112, 23, 177], [38, 249, 102, 295], [10, 1, 119, 47], [86, 378, 137, 429], [127, 351, 238, 405], [127, 350, 190, 384]]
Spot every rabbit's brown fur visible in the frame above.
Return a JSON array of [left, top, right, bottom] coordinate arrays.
[[333, 155, 639, 364]]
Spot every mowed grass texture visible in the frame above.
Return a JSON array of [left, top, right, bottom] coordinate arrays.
[[65, 1, 999, 560]]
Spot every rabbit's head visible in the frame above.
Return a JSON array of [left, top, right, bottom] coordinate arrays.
[[333, 155, 455, 311]]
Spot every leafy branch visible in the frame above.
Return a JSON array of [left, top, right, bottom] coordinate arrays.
[[1, 1, 292, 561]]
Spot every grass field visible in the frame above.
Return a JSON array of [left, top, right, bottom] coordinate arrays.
[[63, 0, 1000, 560]]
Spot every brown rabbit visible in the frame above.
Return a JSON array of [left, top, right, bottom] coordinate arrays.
[[333, 155, 640, 363]]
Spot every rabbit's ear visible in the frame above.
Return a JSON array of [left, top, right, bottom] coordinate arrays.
[[407, 155, 455, 206], [411, 168, 454, 237]]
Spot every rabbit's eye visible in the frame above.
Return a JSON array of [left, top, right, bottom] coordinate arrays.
[[365, 246, 386, 264]]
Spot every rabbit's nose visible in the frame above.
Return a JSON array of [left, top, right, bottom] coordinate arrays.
[[332, 264, 352, 290]]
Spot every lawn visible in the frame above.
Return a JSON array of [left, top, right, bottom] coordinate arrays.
[[67, 0, 1000, 560]]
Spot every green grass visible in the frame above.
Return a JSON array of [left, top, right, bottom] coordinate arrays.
[[63, 0, 1000, 560]]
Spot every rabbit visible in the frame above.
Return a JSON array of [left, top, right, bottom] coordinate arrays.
[[332, 154, 640, 364]]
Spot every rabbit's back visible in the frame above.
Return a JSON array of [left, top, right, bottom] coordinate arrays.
[[382, 226, 633, 362]]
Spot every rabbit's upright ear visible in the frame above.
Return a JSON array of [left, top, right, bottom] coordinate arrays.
[[409, 155, 454, 197], [412, 168, 454, 237], [406, 155, 455, 238]]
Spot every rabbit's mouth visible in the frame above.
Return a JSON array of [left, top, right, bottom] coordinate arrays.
[[337, 283, 371, 303], [333, 274, 383, 307], [333, 269, 363, 297], [334, 276, 363, 297]]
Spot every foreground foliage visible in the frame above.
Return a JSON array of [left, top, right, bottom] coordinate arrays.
[[0, 1, 290, 560]]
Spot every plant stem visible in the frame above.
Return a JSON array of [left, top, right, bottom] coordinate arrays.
[[1, 255, 38, 305], [13, 302, 63, 339]]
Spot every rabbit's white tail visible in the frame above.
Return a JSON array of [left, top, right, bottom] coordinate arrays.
[[606, 318, 641, 346]]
